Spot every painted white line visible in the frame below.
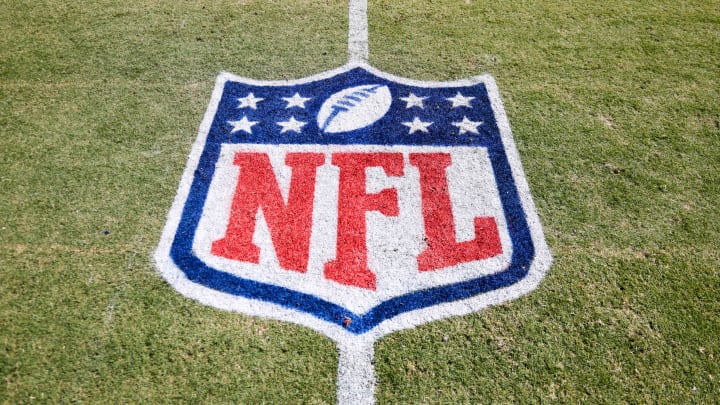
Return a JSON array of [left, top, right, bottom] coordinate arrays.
[[337, 340, 375, 405], [348, 0, 369, 63]]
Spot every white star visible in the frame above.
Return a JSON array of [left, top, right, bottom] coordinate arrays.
[[402, 117, 433, 134], [237, 93, 264, 109], [228, 116, 258, 134], [452, 116, 483, 134], [446, 92, 475, 108], [277, 116, 306, 133], [400, 93, 428, 109], [282, 93, 311, 109]]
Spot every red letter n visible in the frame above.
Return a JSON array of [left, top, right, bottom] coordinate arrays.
[[211, 152, 324, 273], [409, 153, 502, 272]]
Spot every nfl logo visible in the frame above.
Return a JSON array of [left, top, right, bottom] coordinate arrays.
[[154, 63, 551, 344]]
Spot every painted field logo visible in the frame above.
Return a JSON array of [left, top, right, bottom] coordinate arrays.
[[155, 62, 551, 403]]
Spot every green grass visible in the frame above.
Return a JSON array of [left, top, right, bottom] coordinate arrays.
[[1, 0, 718, 403]]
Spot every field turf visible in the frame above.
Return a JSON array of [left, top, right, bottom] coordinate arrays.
[[1, 0, 718, 403]]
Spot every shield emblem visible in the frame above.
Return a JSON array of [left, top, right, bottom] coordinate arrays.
[[154, 63, 551, 344]]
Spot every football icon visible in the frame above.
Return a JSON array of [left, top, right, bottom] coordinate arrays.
[[317, 84, 392, 133]]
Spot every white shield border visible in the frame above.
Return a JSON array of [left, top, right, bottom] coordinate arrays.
[[153, 62, 552, 346]]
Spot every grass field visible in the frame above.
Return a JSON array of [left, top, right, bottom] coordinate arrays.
[[1, 0, 719, 403]]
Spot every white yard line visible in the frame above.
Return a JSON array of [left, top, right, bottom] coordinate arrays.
[[337, 340, 376, 405], [348, 0, 369, 63], [338, 4, 375, 402]]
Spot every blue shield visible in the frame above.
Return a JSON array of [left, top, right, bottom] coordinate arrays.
[[155, 63, 551, 343]]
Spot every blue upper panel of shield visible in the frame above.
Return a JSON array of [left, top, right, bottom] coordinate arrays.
[[208, 67, 500, 147]]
